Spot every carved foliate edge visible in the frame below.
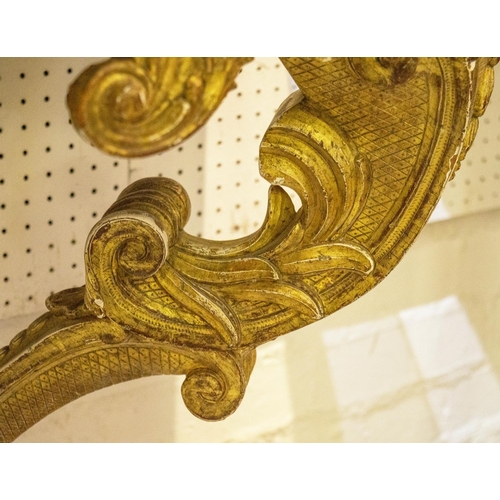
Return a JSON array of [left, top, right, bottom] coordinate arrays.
[[83, 91, 376, 349], [67, 57, 252, 157]]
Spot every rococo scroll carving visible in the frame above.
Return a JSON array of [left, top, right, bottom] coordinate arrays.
[[0, 57, 497, 441], [67, 57, 252, 157]]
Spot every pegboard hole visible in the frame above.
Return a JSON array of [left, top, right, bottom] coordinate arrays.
[[21, 99, 26, 105], [44, 96, 50, 102]]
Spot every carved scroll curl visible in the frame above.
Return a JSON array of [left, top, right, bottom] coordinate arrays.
[[67, 57, 252, 157], [0, 288, 255, 441]]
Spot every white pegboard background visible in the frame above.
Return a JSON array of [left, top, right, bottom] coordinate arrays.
[[0, 58, 499, 322], [431, 71, 500, 222]]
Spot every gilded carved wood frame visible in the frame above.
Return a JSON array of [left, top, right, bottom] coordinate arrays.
[[0, 57, 497, 442]]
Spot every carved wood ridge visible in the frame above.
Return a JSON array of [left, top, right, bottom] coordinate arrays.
[[0, 57, 497, 441]]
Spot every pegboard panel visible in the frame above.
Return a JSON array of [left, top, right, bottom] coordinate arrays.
[[127, 58, 295, 241], [200, 58, 298, 239], [430, 66, 500, 222], [0, 58, 129, 319]]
